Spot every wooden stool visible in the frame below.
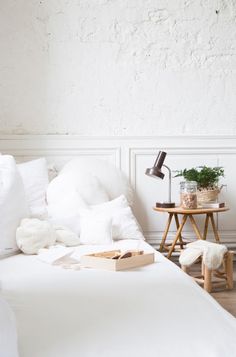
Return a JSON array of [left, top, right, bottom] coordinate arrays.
[[181, 251, 234, 293]]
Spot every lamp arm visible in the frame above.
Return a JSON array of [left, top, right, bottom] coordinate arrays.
[[163, 164, 172, 203]]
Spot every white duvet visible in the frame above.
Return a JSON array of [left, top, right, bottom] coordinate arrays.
[[1, 240, 236, 357], [0, 295, 18, 357]]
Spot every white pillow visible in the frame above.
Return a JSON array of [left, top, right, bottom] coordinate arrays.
[[61, 158, 134, 206], [111, 206, 144, 240], [0, 155, 29, 256], [47, 172, 109, 234], [17, 158, 49, 219], [16, 218, 57, 254], [91, 194, 129, 212], [47, 171, 109, 206], [91, 195, 144, 240], [80, 210, 113, 245], [47, 191, 88, 234]]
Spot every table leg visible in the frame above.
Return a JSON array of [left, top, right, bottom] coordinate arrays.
[[174, 214, 184, 249], [189, 215, 203, 240], [159, 213, 173, 252], [209, 213, 220, 243], [203, 214, 210, 240], [167, 215, 187, 259]]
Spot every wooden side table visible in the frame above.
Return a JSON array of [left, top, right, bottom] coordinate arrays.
[[153, 207, 229, 259]]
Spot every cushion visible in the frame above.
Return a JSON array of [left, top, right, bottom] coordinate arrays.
[[91, 194, 129, 211], [47, 190, 88, 234], [60, 158, 134, 205], [16, 218, 57, 254], [17, 158, 49, 219], [0, 155, 29, 256], [80, 210, 113, 245], [47, 171, 109, 206], [47, 172, 109, 234], [91, 195, 144, 240]]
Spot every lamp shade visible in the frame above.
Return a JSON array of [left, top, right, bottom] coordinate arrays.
[[145, 151, 166, 180]]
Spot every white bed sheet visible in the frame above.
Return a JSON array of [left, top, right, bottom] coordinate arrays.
[[0, 240, 236, 357], [0, 295, 18, 357]]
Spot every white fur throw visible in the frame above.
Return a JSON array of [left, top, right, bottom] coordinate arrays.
[[16, 218, 57, 254], [179, 240, 228, 270], [16, 219, 80, 254]]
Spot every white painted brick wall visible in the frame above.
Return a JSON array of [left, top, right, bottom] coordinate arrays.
[[0, 0, 236, 135]]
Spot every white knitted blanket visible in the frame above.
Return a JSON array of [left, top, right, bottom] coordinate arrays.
[[179, 240, 227, 270]]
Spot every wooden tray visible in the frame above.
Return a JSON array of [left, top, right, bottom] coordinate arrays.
[[80, 250, 155, 271]]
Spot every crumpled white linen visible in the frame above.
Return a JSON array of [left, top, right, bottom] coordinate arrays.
[[54, 225, 80, 246], [16, 219, 80, 255], [179, 240, 228, 270], [37, 246, 79, 269]]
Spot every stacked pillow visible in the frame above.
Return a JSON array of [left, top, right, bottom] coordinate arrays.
[[17, 158, 49, 219], [46, 158, 145, 245], [47, 158, 144, 244], [0, 155, 29, 256], [0, 156, 50, 257], [0, 156, 144, 256]]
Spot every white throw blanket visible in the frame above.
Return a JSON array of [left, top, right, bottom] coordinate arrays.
[[16, 218, 80, 254], [179, 240, 228, 270]]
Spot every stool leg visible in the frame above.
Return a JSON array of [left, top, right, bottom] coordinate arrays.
[[204, 264, 212, 293], [181, 265, 189, 274], [225, 251, 234, 290], [201, 258, 205, 278]]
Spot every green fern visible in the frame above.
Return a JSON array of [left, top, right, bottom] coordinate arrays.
[[174, 166, 224, 189]]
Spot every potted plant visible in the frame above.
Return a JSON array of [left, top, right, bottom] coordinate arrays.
[[174, 166, 224, 203]]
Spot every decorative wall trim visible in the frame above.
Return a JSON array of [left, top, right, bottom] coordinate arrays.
[[1, 135, 236, 251]]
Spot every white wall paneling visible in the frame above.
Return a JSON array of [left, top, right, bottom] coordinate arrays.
[[1, 135, 236, 250]]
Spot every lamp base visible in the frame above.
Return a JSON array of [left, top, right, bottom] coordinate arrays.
[[156, 202, 175, 208]]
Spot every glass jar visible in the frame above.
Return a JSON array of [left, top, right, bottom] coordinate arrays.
[[180, 181, 198, 209]]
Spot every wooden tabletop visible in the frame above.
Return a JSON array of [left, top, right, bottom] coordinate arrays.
[[153, 206, 230, 214]]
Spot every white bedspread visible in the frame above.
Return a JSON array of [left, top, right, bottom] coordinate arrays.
[[1, 240, 236, 357]]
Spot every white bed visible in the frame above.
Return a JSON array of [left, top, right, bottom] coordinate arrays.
[[1, 239, 236, 357]]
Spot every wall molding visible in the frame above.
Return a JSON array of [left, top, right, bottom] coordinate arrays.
[[1, 134, 236, 251]]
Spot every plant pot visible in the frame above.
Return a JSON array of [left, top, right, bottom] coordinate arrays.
[[197, 188, 220, 204]]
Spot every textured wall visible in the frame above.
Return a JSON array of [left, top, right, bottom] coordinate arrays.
[[0, 0, 236, 135]]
